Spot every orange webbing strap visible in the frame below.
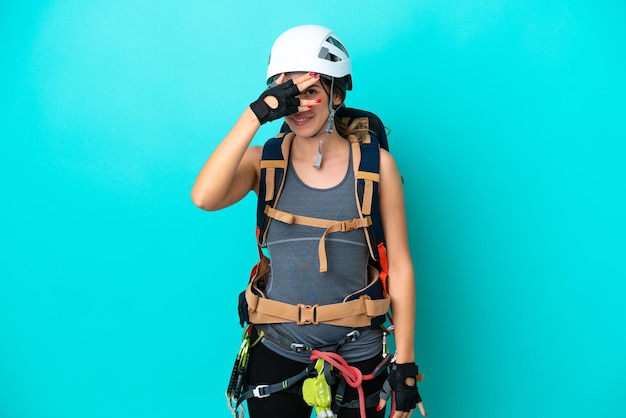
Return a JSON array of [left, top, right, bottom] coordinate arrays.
[[259, 162, 281, 201], [245, 285, 390, 327], [255, 227, 265, 259], [349, 137, 379, 261], [357, 171, 379, 215], [258, 133, 295, 245], [264, 206, 372, 273], [377, 243, 389, 294]]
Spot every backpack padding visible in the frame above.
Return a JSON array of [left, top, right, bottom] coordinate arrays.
[[356, 141, 384, 259]]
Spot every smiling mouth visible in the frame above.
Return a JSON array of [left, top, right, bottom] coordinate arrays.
[[290, 115, 311, 125]]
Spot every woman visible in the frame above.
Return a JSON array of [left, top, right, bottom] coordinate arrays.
[[192, 25, 426, 418]]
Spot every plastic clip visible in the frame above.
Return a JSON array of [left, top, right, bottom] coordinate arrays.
[[290, 343, 307, 352], [252, 385, 270, 399], [346, 329, 361, 342]]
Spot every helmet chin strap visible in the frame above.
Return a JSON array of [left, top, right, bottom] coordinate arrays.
[[312, 138, 325, 169], [311, 77, 335, 169]]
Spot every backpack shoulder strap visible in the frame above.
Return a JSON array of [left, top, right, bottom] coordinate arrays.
[[349, 135, 389, 295], [256, 132, 295, 247], [349, 135, 384, 262]]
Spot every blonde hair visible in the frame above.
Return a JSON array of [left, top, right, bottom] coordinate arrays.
[[335, 112, 371, 143], [320, 76, 371, 143]]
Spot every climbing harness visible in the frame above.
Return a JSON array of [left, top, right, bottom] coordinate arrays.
[[227, 324, 396, 418], [258, 324, 363, 354]]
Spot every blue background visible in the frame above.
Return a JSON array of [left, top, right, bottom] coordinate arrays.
[[1, 1, 625, 417]]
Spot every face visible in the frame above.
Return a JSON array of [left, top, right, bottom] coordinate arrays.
[[283, 73, 342, 137]]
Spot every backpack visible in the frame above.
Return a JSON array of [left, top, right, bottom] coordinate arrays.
[[239, 107, 391, 328]]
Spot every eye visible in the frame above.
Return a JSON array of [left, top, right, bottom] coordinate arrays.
[[302, 88, 318, 97]]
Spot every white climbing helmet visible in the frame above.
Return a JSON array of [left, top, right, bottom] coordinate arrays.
[[266, 25, 352, 90]]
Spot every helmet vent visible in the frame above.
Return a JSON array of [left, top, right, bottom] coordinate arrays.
[[325, 36, 349, 56], [318, 47, 342, 62], [318, 35, 349, 62]]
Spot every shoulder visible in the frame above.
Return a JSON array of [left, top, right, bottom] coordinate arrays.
[[377, 147, 404, 201], [379, 148, 399, 175]]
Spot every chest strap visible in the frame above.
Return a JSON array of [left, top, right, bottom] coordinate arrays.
[[264, 206, 372, 273]]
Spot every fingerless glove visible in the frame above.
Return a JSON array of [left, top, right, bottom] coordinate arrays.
[[387, 362, 422, 412], [250, 80, 301, 124]]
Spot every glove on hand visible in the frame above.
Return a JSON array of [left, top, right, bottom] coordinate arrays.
[[380, 362, 421, 412], [250, 79, 301, 124]]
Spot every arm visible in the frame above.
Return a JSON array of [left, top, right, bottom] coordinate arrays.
[[191, 108, 263, 210], [191, 73, 322, 211], [378, 149, 415, 363], [378, 149, 427, 417]]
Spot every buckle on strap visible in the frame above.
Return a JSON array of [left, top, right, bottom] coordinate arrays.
[[290, 343, 307, 352], [252, 385, 270, 398], [296, 304, 319, 325], [346, 329, 361, 342], [341, 219, 358, 232], [339, 217, 371, 232]]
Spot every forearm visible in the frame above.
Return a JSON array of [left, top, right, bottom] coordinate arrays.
[[378, 150, 418, 364], [388, 267, 416, 364], [191, 107, 260, 210]]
